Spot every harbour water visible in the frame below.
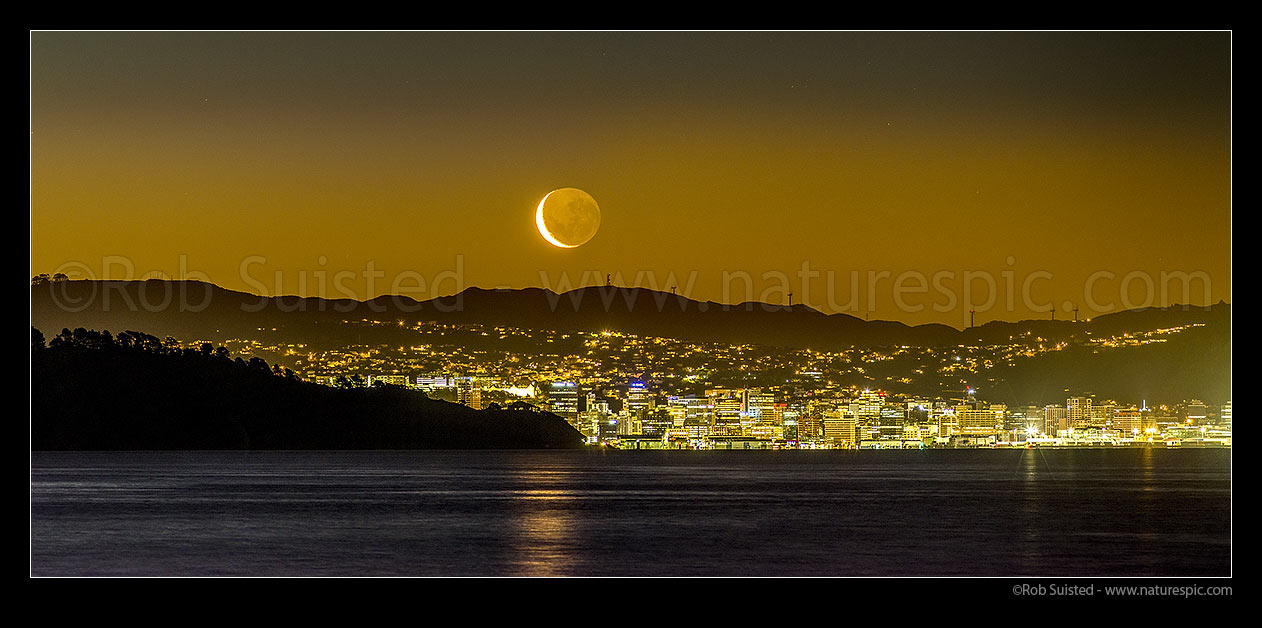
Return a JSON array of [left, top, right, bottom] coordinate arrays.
[[30, 448, 1231, 576]]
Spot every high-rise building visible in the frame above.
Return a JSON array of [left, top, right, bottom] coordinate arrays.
[[1185, 400, 1208, 424], [589, 414, 618, 442], [626, 381, 654, 417], [616, 413, 641, 436], [1017, 405, 1043, 434], [641, 408, 674, 438], [823, 409, 857, 447], [707, 388, 746, 436], [849, 390, 883, 421], [746, 390, 782, 437], [781, 406, 800, 441], [1043, 404, 1068, 435], [682, 416, 712, 440], [667, 395, 712, 426], [600, 417, 619, 442], [587, 395, 611, 415], [797, 406, 823, 441], [665, 398, 688, 426], [549, 382, 580, 422], [937, 409, 959, 437], [1067, 397, 1093, 430], [416, 374, 456, 391], [1113, 407, 1143, 434], [456, 377, 482, 410], [905, 401, 931, 425], [578, 397, 618, 444], [956, 406, 1003, 435], [747, 390, 775, 415], [1091, 402, 1115, 429]]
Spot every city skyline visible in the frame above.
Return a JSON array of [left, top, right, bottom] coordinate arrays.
[[30, 31, 1233, 579], [31, 319, 1232, 451]]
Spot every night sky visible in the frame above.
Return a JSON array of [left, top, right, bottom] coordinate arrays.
[[30, 31, 1231, 327]]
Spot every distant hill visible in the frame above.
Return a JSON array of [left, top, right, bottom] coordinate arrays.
[[970, 320, 1231, 406], [31, 327, 584, 450], [30, 280, 1231, 405], [29, 279, 1229, 351]]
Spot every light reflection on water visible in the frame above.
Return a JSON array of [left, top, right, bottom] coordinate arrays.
[[510, 470, 577, 577], [31, 449, 1231, 577]]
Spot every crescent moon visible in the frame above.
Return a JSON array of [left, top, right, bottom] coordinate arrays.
[[535, 190, 576, 249]]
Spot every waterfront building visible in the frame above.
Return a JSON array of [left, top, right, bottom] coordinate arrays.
[[1067, 396, 1093, 430], [708, 387, 747, 437], [823, 409, 857, 447], [1043, 404, 1068, 435]]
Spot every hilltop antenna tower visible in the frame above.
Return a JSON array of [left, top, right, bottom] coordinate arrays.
[[1073, 305, 1079, 322], [788, 292, 793, 308], [969, 308, 975, 328]]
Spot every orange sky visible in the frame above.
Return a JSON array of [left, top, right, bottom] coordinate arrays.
[[31, 31, 1231, 327]]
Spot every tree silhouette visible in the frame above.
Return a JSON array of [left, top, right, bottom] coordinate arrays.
[[113, 330, 161, 352], [55, 327, 116, 350], [31, 326, 585, 450], [49, 328, 72, 349]]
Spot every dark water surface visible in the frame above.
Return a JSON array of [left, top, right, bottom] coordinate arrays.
[[30, 448, 1231, 576]]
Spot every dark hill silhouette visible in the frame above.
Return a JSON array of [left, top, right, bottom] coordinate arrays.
[[29, 280, 1231, 405], [31, 327, 584, 450], [30, 279, 1229, 351], [977, 319, 1231, 406]]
